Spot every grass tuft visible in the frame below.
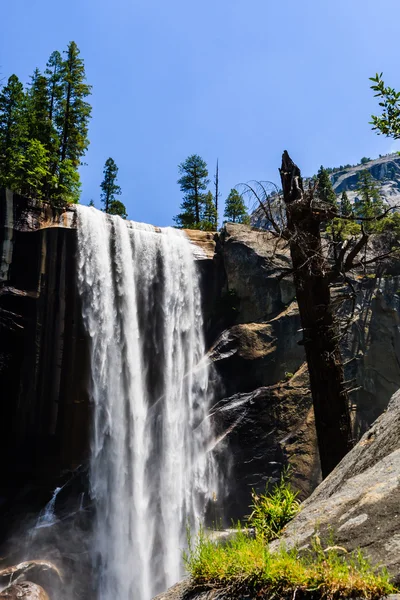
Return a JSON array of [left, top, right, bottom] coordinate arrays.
[[184, 529, 395, 599]]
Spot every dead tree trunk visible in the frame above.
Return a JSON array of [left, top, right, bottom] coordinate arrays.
[[280, 151, 354, 478]]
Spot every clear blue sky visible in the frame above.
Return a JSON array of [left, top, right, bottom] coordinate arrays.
[[1, 0, 400, 226]]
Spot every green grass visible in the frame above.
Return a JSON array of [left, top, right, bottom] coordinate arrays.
[[184, 529, 395, 599], [247, 471, 300, 541], [184, 474, 396, 599]]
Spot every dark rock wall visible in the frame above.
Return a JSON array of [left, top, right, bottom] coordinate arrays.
[[0, 191, 90, 536]]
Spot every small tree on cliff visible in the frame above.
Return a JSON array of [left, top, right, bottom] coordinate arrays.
[[174, 154, 209, 228], [355, 171, 385, 231], [316, 165, 337, 207], [224, 188, 250, 224], [201, 191, 218, 230], [100, 157, 124, 213], [340, 191, 353, 217]]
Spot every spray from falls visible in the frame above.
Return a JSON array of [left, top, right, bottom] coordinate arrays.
[[76, 206, 216, 600]]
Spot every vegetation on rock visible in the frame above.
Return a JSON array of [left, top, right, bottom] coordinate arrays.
[[0, 42, 91, 204], [100, 157, 127, 218], [184, 479, 394, 600], [224, 188, 250, 224]]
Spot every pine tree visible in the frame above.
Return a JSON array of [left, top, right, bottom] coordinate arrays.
[[14, 139, 54, 199], [57, 41, 92, 191], [174, 154, 209, 228], [26, 69, 52, 145], [201, 191, 217, 230], [355, 170, 385, 231], [45, 51, 63, 126], [316, 166, 337, 206], [0, 75, 27, 189], [340, 190, 353, 217], [108, 200, 128, 219], [100, 157, 123, 213], [224, 188, 249, 224]]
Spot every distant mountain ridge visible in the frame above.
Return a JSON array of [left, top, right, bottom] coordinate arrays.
[[251, 153, 400, 228], [330, 153, 400, 207]]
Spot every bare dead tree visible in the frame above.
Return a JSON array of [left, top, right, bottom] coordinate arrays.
[[214, 159, 220, 225], [244, 151, 399, 478]]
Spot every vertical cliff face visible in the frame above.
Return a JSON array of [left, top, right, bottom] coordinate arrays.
[[1, 191, 400, 546], [0, 190, 90, 529]]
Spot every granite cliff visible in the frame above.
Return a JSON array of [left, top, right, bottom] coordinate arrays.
[[1, 190, 400, 597]]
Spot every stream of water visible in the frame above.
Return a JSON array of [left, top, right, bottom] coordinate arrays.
[[76, 206, 216, 600]]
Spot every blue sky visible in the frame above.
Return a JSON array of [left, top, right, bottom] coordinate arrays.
[[1, 0, 400, 225]]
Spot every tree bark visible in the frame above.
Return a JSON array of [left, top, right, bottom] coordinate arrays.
[[279, 151, 354, 478]]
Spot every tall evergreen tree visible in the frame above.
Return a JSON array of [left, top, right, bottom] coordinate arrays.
[[355, 170, 385, 231], [100, 157, 124, 214], [57, 42, 92, 178], [340, 190, 353, 217], [316, 166, 337, 206], [45, 51, 63, 126], [174, 154, 209, 228], [201, 190, 217, 230], [26, 69, 52, 145], [224, 188, 249, 224], [0, 75, 27, 188]]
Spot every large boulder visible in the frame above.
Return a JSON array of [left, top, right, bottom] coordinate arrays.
[[0, 582, 49, 600], [269, 388, 400, 579]]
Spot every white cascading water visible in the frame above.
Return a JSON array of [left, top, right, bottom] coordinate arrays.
[[76, 206, 216, 600]]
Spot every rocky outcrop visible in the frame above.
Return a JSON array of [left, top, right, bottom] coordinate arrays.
[[269, 388, 400, 579], [0, 582, 49, 599], [0, 560, 61, 600]]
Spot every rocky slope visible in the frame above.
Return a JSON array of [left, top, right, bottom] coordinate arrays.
[[252, 153, 400, 229], [331, 153, 400, 206]]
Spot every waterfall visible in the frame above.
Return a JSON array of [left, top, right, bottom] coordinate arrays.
[[76, 206, 216, 600]]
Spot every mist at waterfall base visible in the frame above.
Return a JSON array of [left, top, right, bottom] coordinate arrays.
[[76, 206, 219, 600]]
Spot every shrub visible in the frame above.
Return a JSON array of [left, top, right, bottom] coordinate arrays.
[[247, 471, 300, 541]]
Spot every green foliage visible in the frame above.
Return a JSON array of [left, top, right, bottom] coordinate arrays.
[[355, 170, 385, 232], [108, 200, 128, 219], [174, 154, 209, 228], [57, 41, 92, 170], [316, 166, 337, 207], [327, 218, 361, 241], [247, 471, 300, 541], [0, 43, 92, 204], [0, 75, 27, 189], [14, 139, 55, 199], [340, 190, 353, 217], [360, 157, 371, 164], [370, 73, 400, 139], [373, 211, 400, 235], [184, 527, 394, 599], [224, 188, 250, 224], [199, 190, 218, 230], [54, 159, 81, 204], [101, 157, 122, 212]]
